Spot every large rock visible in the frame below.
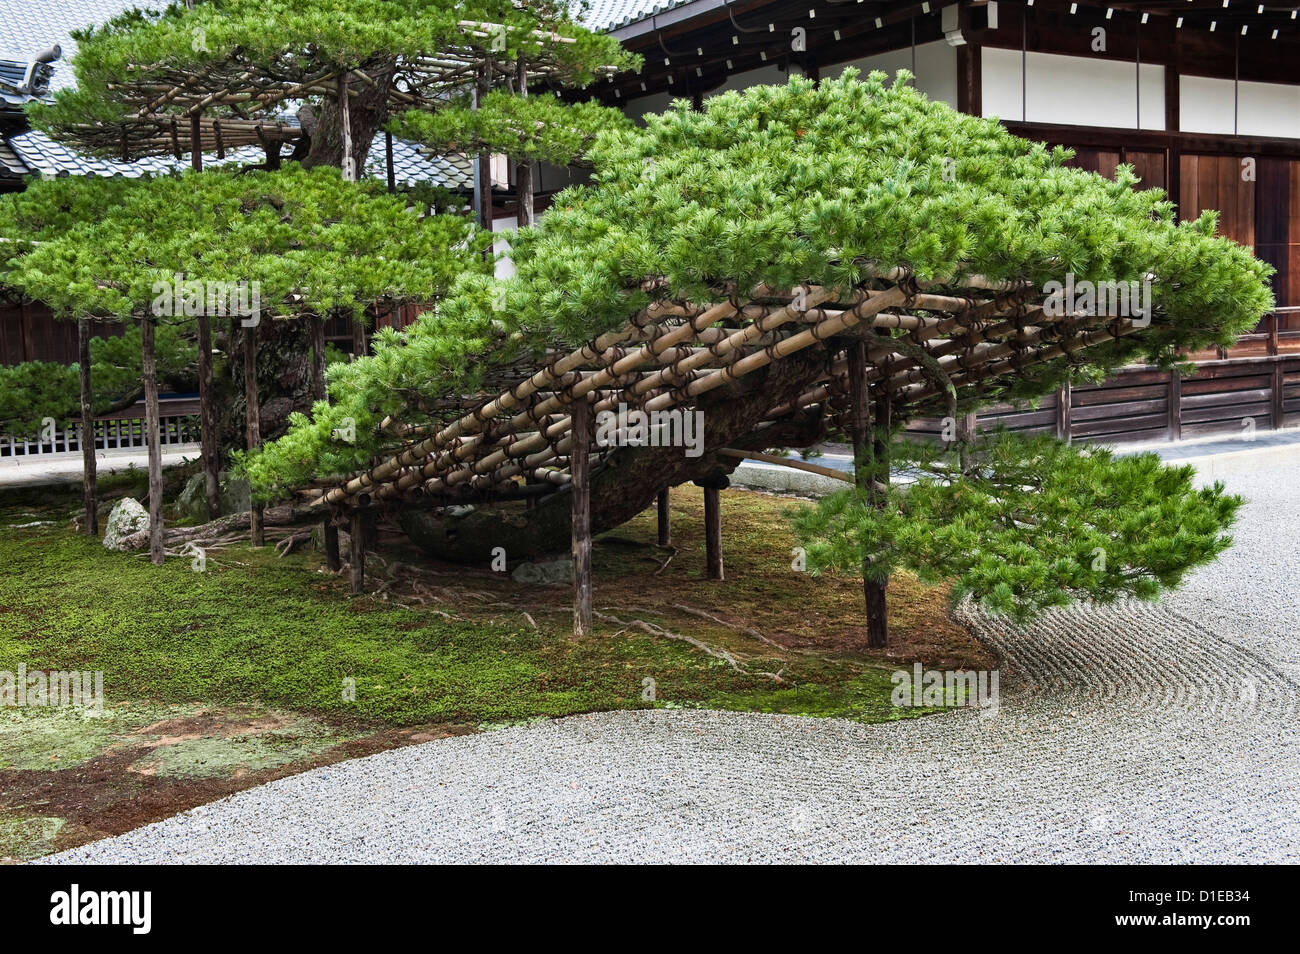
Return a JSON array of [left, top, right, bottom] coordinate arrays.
[[103, 498, 149, 551], [176, 470, 251, 522]]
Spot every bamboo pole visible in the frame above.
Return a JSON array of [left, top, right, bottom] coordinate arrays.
[[141, 317, 165, 565], [77, 318, 98, 536], [570, 396, 593, 636]]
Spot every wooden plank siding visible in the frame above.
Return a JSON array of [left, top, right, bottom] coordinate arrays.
[[0, 303, 123, 367]]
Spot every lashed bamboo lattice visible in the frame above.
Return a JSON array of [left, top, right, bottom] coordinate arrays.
[[309, 272, 1147, 511]]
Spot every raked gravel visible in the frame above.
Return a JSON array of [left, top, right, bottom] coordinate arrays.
[[42, 455, 1300, 864]]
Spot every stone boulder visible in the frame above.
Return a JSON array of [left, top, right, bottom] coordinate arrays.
[[102, 498, 149, 551], [176, 470, 252, 522]]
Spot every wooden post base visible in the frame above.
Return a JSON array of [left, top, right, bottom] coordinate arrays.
[[656, 488, 671, 547]]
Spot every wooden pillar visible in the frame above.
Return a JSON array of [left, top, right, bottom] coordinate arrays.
[[324, 519, 341, 572], [338, 75, 355, 182], [656, 487, 671, 547], [349, 506, 365, 594], [189, 113, 203, 172], [196, 312, 220, 519], [1168, 368, 1182, 441], [141, 317, 164, 565], [1272, 358, 1285, 431], [515, 55, 534, 228], [703, 484, 723, 581], [849, 339, 887, 647], [1055, 378, 1072, 442], [351, 317, 366, 359], [867, 386, 892, 649], [472, 60, 493, 245], [570, 396, 593, 636], [384, 130, 395, 194], [242, 324, 264, 546], [77, 318, 98, 536]]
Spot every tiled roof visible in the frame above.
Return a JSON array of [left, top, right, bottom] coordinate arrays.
[[578, 0, 690, 31], [0, 136, 27, 178], [0, 0, 160, 87], [365, 136, 472, 190]]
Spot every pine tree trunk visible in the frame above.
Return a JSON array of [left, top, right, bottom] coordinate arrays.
[[301, 63, 395, 172], [141, 317, 165, 565], [196, 311, 220, 519], [78, 318, 97, 536]]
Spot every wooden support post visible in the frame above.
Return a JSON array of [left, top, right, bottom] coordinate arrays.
[[848, 340, 888, 647], [472, 61, 493, 241], [189, 113, 203, 172], [703, 484, 724, 581], [384, 130, 395, 194], [324, 519, 341, 572], [1055, 378, 1072, 442], [351, 317, 366, 359], [242, 323, 264, 546], [656, 487, 671, 547], [338, 75, 355, 182], [77, 318, 98, 536], [141, 317, 164, 565], [570, 396, 593, 636], [196, 312, 220, 519], [1272, 358, 1285, 431], [515, 55, 533, 228], [1168, 368, 1182, 442], [867, 385, 892, 649], [349, 507, 365, 594]]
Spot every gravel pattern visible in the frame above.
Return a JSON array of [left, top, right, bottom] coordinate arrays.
[[42, 456, 1300, 864]]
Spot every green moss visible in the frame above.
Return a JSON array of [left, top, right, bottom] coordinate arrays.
[[0, 813, 65, 862], [129, 717, 346, 779], [0, 488, 942, 729]]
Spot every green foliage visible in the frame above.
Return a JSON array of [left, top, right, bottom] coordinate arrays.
[[250, 72, 1273, 499], [0, 164, 489, 319], [0, 363, 81, 437], [0, 324, 195, 436], [29, 0, 638, 153], [389, 91, 633, 165], [790, 432, 1243, 623]]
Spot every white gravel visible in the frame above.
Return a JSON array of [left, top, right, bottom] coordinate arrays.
[[41, 453, 1300, 864]]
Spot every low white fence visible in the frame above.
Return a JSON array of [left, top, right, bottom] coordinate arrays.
[[0, 405, 200, 459]]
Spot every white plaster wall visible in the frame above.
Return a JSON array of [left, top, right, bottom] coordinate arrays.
[[982, 47, 1165, 129], [825, 40, 959, 108], [1180, 74, 1300, 139]]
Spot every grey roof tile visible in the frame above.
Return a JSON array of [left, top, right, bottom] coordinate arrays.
[[577, 0, 687, 31]]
